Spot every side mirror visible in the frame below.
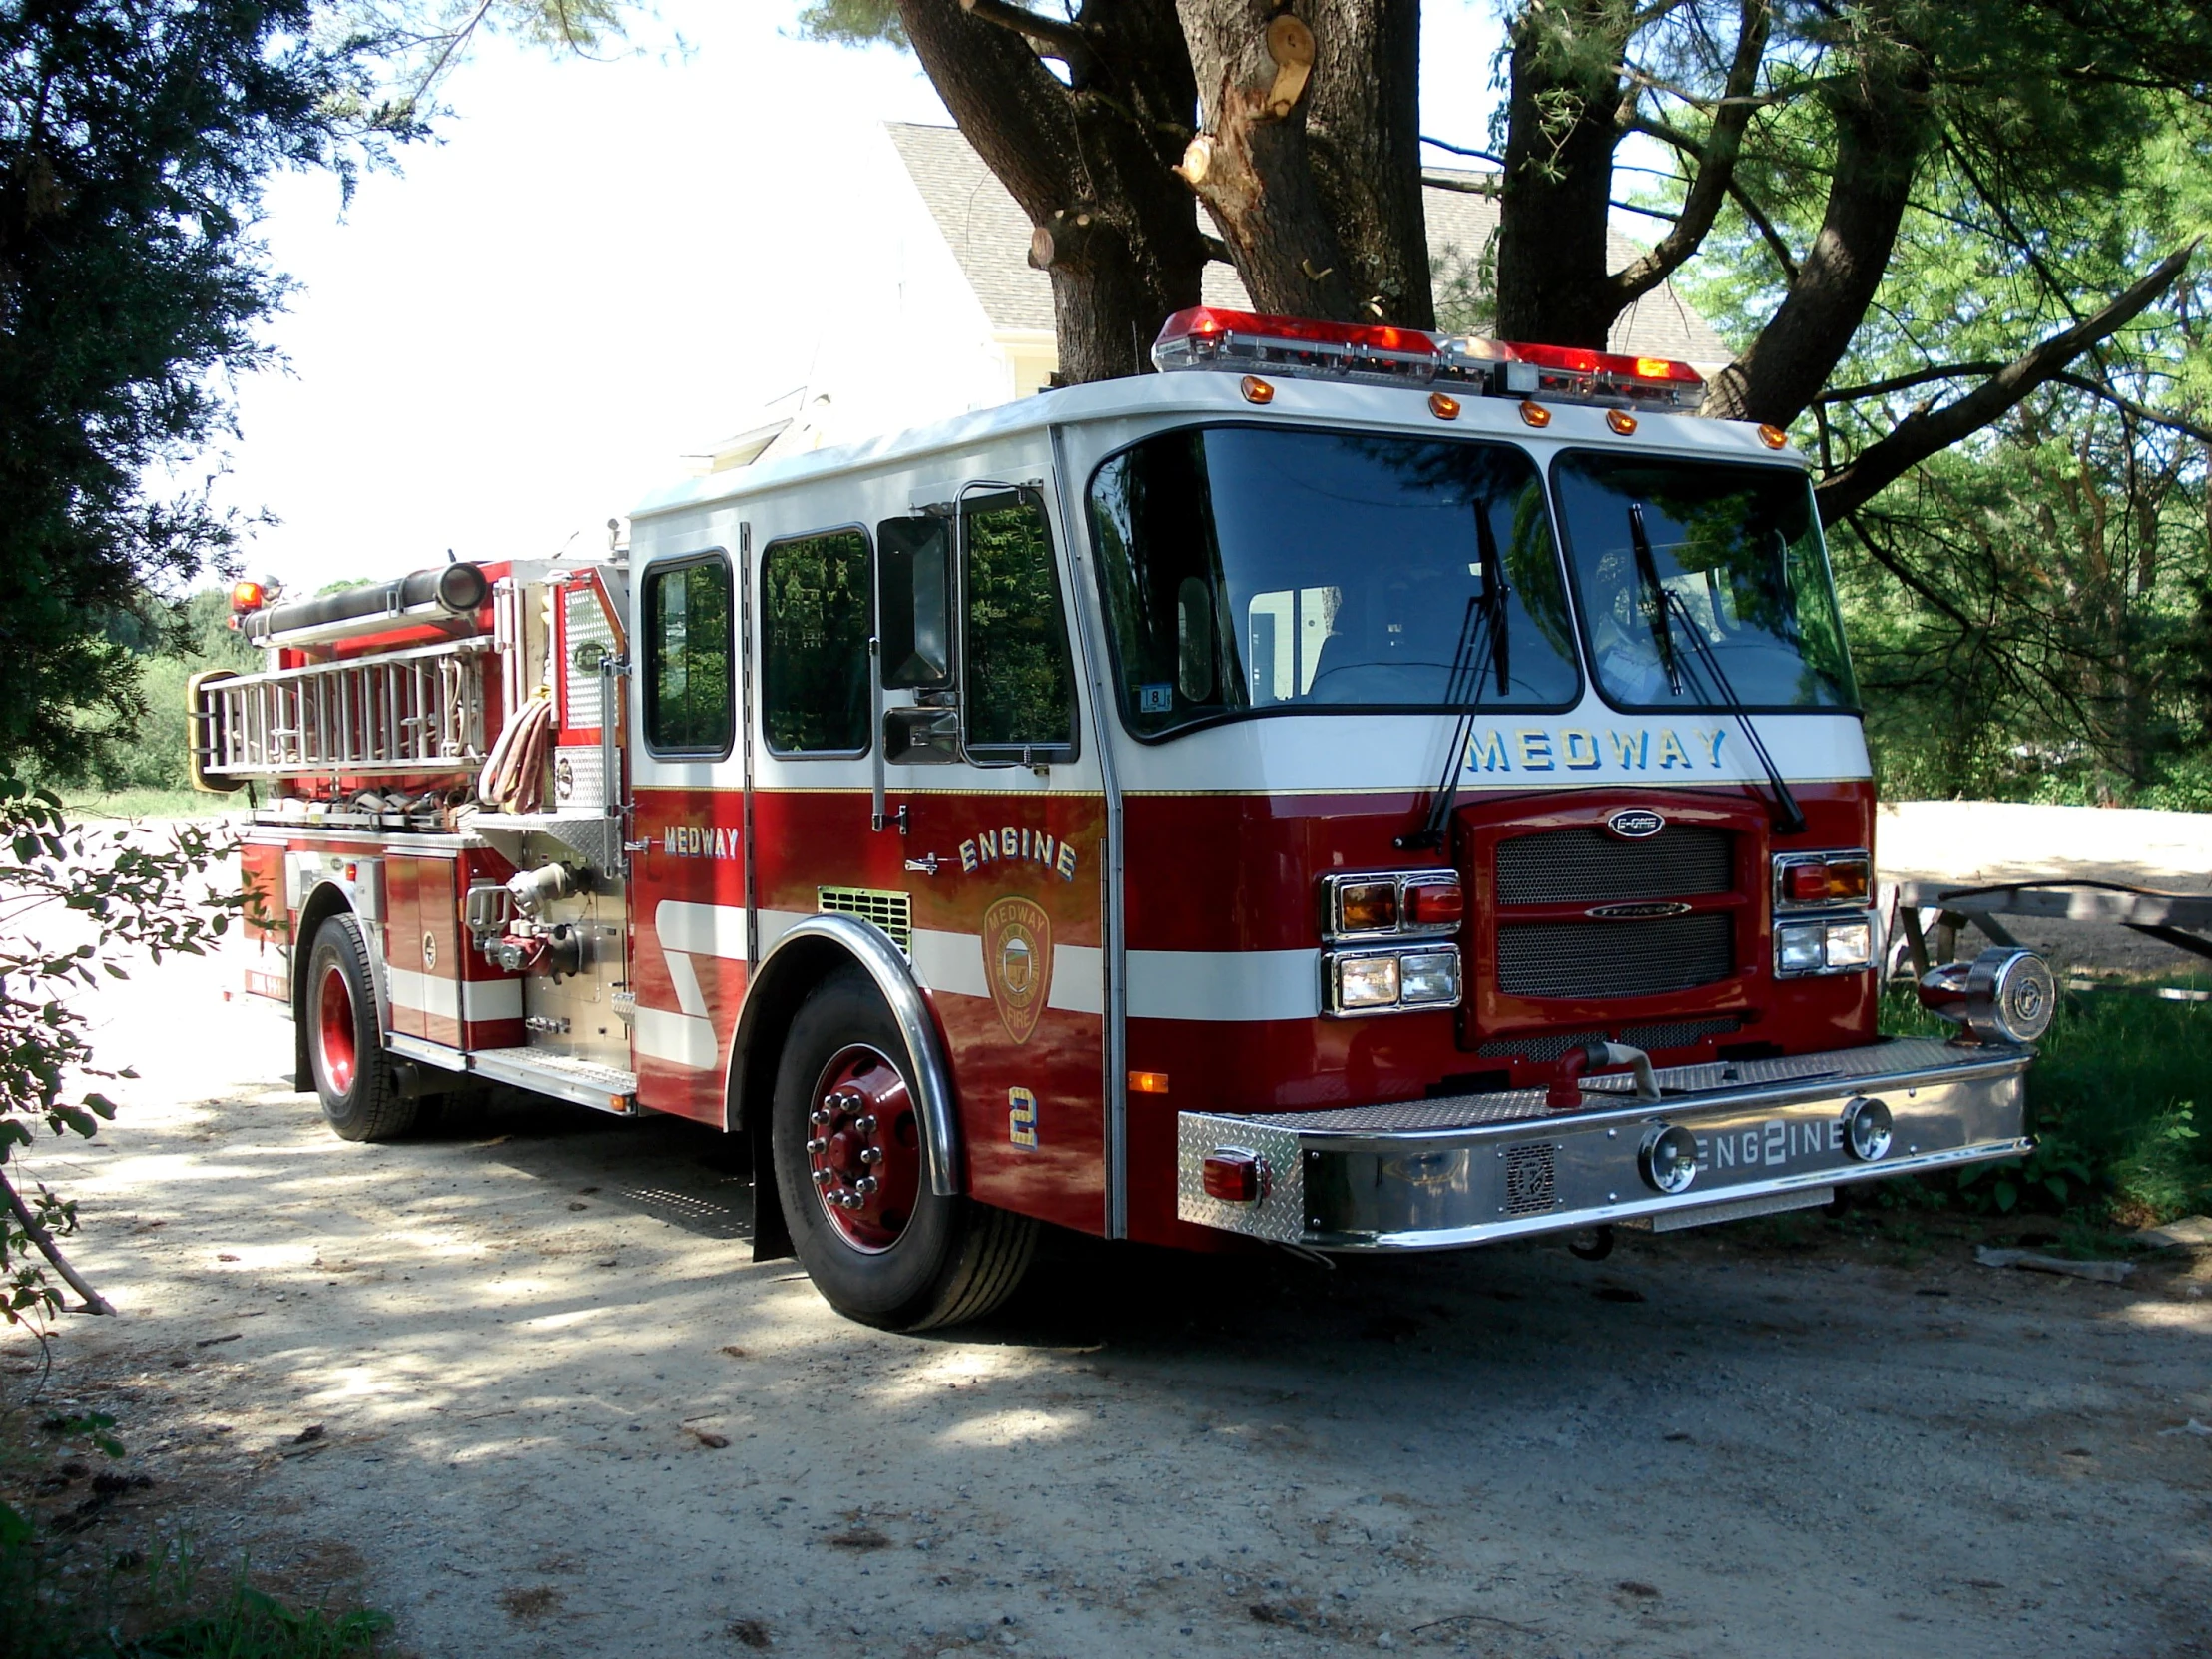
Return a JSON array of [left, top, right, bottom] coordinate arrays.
[[878, 516, 951, 689], [884, 706, 959, 765]]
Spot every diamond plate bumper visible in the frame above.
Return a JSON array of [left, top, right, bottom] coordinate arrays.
[[1175, 1037, 2032, 1250]]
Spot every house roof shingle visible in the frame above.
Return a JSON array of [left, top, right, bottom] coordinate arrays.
[[886, 122, 1731, 366]]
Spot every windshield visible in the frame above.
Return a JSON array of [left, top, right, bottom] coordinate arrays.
[[1088, 425, 1580, 739], [1552, 451, 1858, 711]]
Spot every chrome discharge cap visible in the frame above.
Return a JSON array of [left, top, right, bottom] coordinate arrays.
[[1638, 1123, 1700, 1195], [1918, 947, 2056, 1045], [1841, 1095, 1893, 1162]]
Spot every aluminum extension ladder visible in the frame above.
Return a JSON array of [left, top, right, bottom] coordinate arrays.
[[194, 638, 491, 780]]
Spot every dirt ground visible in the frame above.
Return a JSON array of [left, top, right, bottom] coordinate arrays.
[[5, 802, 2210, 1657]]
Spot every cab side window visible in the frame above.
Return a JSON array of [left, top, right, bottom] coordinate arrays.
[[963, 493, 1078, 761], [763, 529, 872, 755], [643, 556, 735, 757]]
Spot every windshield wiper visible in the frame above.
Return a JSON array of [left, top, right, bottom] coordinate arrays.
[[1398, 509, 1508, 851], [1629, 503, 1808, 835], [1628, 502, 1683, 697]]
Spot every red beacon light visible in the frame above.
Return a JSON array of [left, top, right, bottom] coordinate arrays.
[[1497, 341, 1704, 412], [1152, 306, 1440, 385], [1150, 308, 1705, 412]]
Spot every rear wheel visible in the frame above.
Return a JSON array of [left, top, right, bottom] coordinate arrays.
[[772, 967, 1035, 1330], [305, 913, 417, 1142]]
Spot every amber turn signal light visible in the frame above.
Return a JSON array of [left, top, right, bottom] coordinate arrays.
[[1335, 880, 1399, 934], [1128, 1070, 1170, 1095]]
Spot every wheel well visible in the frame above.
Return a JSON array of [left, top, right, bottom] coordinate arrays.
[[727, 934, 899, 1265], [289, 883, 354, 1090]]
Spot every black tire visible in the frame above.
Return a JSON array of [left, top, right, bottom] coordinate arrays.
[[772, 967, 1035, 1331], [304, 913, 418, 1143]]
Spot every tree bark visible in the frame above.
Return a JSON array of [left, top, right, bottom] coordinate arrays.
[[1493, 1, 1629, 348], [1177, 1, 1360, 320], [1304, 0, 1431, 326]]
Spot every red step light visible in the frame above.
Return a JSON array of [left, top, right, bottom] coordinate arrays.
[[1201, 1148, 1269, 1204]]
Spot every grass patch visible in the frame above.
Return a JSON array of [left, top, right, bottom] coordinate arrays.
[[58, 789, 242, 823], [0, 1501, 389, 1658], [1884, 981, 2212, 1223]]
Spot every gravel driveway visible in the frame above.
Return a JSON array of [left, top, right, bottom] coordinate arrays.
[[6, 807, 2209, 1656]]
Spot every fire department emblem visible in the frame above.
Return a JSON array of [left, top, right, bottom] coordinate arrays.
[[982, 896, 1053, 1044]]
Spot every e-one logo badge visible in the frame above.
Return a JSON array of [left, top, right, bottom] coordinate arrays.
[[1606, 808, 1666, 839]]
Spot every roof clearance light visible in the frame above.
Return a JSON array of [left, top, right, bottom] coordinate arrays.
[[1758, 423, 1790, 449], [1498, 341, 1705, 412], [1241, 374, 1276, 405]]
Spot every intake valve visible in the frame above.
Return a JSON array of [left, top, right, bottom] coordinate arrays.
[[506, 861, 579, 915]]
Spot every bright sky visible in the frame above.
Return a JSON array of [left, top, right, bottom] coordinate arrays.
[[213, 2, 1508, 596]]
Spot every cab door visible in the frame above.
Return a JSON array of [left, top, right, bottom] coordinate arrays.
[[627, 545, 747, 1123], [878, 485, 1110, 1233]]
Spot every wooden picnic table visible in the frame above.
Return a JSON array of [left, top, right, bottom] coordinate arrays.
[[1886, 878, 2212, 972]]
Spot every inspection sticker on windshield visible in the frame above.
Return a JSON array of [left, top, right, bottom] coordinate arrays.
[[1138, 683, 1173, 713]]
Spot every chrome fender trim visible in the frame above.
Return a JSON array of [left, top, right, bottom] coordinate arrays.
[[735, 913, 963, 1198]]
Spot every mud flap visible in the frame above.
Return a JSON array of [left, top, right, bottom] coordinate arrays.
[[749, 1107, 794, 1262]]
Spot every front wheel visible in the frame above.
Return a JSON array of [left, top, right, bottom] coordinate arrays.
[[772, 967, 1034, 1331], [305, 913, 417, 1142]]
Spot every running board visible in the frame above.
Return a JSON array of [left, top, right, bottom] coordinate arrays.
[[386, 1032, 638, 1115]]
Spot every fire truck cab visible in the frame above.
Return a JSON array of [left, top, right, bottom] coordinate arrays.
[[200, 309, 2055, 1330]]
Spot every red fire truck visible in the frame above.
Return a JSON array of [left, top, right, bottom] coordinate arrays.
[[196, 307, 2056, 1330]]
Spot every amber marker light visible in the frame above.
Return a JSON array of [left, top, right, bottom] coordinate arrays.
[[1758, 423, 1789, 449], [1241, 375, 1276, 404], [1128, 1071, 1170, 1095], [1519, 400, 1552, 428], [1428, 391, 1461, 420], [230, 580, 265, 613], [1606, 409, 1639, 436]]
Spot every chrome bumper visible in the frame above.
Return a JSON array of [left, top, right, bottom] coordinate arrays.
[[1175, 1037, 2032, 1251]]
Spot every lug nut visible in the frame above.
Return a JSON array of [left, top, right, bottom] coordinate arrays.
[[811, 1106, 830, 1127], [856, 1175, 878, 1196], [812, 1169, 833, 1186], [806, 1137, 826, 1156], [855, 1114, 877, 1135], [859, 1146, 883, 1166]]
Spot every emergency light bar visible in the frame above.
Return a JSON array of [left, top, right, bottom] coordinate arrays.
[[1149, 306, 1705, 412]]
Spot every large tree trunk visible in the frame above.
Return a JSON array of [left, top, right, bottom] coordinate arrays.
[[1304, 0, 1431, 326], [1492, 1, 1628, 348], [1177, 1, 1359, 319], [896, 0, 1208, 382]]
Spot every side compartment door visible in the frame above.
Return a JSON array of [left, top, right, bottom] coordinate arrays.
[[627, 546, 747, 1123]]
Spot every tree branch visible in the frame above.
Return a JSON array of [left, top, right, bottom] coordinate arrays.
[[1609, 0, 1770, 308], [1420, 134, 1505, 167], [1819, 360, 2005, 402], [958, 0, 1091, 65], [2050, 370, 2212, 444], [2, 1171, 113, 1316], [1816, 242, 2201, 523]]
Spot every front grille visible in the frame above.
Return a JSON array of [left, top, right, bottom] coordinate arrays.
[[1503, 1142, 1559, 1215], [817, 887, 912, 956], [1494, 826, 1732, 905], [1477, 1014, 1743, 1062], [1497, 912, 1734, 999]]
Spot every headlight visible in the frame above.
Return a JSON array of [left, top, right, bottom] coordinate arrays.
[[1398, 950, 1459, 1004], [1336, 953, 1399, 1008], [1776, 912, 1879, 977], [1323, 945, 1462, 1015]]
